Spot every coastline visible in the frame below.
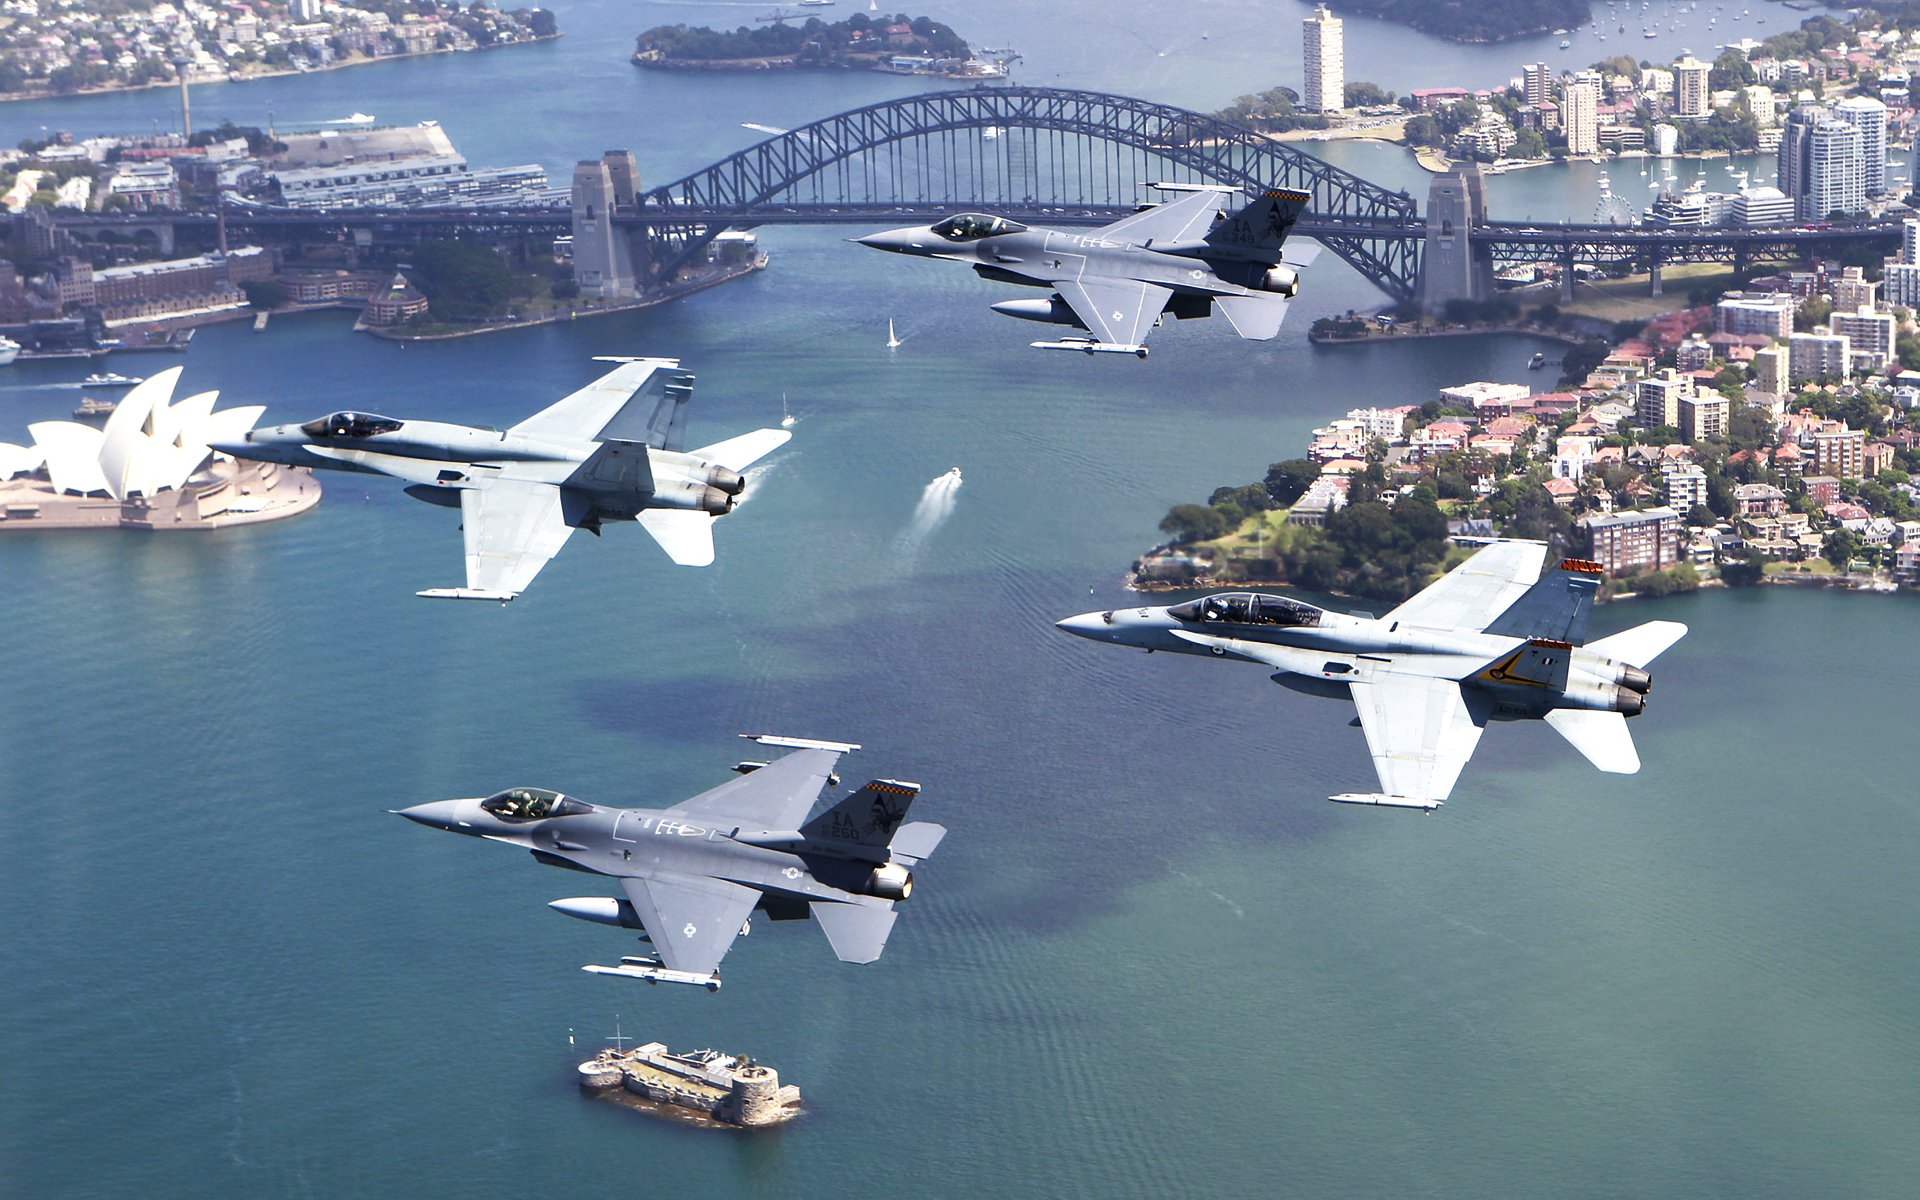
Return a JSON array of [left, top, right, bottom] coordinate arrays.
[[0, 33, 560, 107], [1309, 324, 1588, 348]]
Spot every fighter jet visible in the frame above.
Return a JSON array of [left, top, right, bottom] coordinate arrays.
[[209, 357, 788, 600], [395, 735, 945, 990], [855, 184, 1318, 357], [1056, 542, 1687, 811]]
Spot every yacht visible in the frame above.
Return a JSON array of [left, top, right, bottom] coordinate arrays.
[[1529, 352, 1548, 370], [0, 334, 19, 366], [80, 372, 141, 388]]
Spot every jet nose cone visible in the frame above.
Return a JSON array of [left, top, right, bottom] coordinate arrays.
[[855, 228, 924, 253], [206, 439, 248, 456], [1055, 610, 1111, 640], [394, 799, 467, 831]]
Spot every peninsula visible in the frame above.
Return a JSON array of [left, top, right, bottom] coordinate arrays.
[[0, 1, 558, 104]]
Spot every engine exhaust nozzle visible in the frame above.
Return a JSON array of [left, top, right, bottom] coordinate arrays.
[[1615, 686, 1646, 717]]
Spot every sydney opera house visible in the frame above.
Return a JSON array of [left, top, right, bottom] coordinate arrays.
[[0, 367, 320, 530]]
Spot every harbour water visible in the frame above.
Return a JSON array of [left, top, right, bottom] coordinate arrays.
[[3, 2, 1919, 1195]]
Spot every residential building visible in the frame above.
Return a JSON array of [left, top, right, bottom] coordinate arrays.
[[1834, 94, 1889, 196], [1751, 345, 1787, 394], [1741, 83, 1778, 127], [1802, 474, 1842, 503], [1664, 463, 1709, 512], [1735, 482, 1786, 516], [363, 272, 430, 325], [1882, 218, 1920, 308], [1581, 506, 1683, 575], [1805, 119, 1865, 219], [1812, 427, 1866, 478], [1829, 304, 1897, 373], [1652, 122, 1680, 156], [1731, 186, 1795, 225], [1788, 327, 1851, 382], [1831, 266, 1878, 313], [1635, 369, 1694, 430], [1523, 62, 1552, 108], [1563, 79, 1600, 156], [1716, 292, 1795, 340], [1776, 104, 1827, 217], [1673, 56, 1712, 119], [1302, 4, 1344, 114], [1676, 338, 1714, 371], [1679, 392, 1729, 443], [1439, 381, 1531, 412]]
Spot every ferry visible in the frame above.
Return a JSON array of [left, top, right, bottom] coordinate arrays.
[[73, 396, 117, 419], [81, 372, 142, 388]]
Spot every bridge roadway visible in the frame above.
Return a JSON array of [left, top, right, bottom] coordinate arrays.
[[60, 202, 1909, 262]]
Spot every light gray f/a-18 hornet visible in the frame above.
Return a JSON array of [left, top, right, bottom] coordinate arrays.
[[855, 185, 1320, 357], [396, 736, 945, 990], [1057, 542, 1687, 811], [210, 357, 789, 600]]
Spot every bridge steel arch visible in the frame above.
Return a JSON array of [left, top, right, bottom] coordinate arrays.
[[636, 86, 1427, 301]]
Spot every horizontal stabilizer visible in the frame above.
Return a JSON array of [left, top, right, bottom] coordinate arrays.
[[888, 821, 947, 866], [812, 901, 898, 964], [636, 509, 716, 567], [415, 587, 516, 602], [1328, 793, 1442, 812], [691, 428, 791, 473], [1543, 709, 1640, 774], [1214, 294, 1291, 341], [1585, 620, 1688, 667]]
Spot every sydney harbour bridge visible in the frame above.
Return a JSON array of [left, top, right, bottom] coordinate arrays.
[[55, 86, 1910, 308]]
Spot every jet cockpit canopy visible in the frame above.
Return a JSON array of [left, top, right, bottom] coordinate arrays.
[[480, 787, 592, 820], [932, 213, 1027, 241], [301, 411, 403, 439], [1169, 592, 1324, 628]]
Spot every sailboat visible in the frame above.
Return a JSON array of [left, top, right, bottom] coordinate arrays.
[[887, 317, 902, 349], [780, 393, 795, 428]]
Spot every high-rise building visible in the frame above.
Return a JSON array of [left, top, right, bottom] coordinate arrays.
[[1731, 185, 1795, 226], [1563, 80, 1600, 156], [1884, 218, 1920, 308], [1741, 84, 1778, 128], [1833, 94, 1888, 197], [1716, 292, 1795, 340], [1812, 427, 1866, 478], [1673, 56, 1712, 120], [1831, 266, 1877, 314], [1807, 120, 1866, 218], [1776, 104, 1827, 216], [1678, 394, 1729, 443], [1788, 327, 1852, 382], [1664, 462, 1710, 510], [1830, 304, 1896, 372], [1303, 5, 1344, 114], [1635, 369, 1694, 430], [1523, 62, 1553, 108], [1751, 346, 1787, 394]]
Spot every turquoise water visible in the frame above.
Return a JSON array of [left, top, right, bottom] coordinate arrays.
[[4, 3, 1920, 1196]]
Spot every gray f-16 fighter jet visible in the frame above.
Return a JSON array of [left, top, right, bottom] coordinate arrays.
[[855, 184, 1318, 357], [210, 357, 789, 600], [395, 735, 945, 990], [1056, 542, 1687, 811]]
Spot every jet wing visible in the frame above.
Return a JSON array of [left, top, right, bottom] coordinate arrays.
[[1094, 188, 1230, 246], [618, 874, 758, 976], [507, 358, 689, 445], [417, 479, 575, 600], [1053, 278, 1172, 348], [1339, 676, 1489, 809], [1381, 541, 1549, 633], [667, 743, 850, 828]]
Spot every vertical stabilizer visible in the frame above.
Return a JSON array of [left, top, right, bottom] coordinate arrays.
[[1202, 189, 1309, 261], [801, 779, 921, 850], [1482, 557, 1603, 643]]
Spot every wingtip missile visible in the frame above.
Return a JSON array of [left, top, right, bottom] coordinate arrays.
[[1328, 792, 1443, 812], [582, 958, 722, 991], [1029, 338, 1149, 358]]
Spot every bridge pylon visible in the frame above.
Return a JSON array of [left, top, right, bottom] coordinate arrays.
[[1416, 161, 1494, 312]]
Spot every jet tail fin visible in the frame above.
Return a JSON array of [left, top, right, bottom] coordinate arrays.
[[1202, 188, 1309, 262], [1482, 557, 1603, 643], [1585, 620, 1688, 667], [801, 779, 922, 853], [1543, 709, 1640, 774], [811, 901, 898, 964]]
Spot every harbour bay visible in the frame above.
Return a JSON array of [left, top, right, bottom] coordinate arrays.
[[2, 2, 1918, 1195]]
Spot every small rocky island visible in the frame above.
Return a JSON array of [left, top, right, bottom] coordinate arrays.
[[632, 12, 1006, 78], [579, 1042, 802, 1128]]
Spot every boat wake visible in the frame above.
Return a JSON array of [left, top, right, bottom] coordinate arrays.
[[897, 467, 961, 554]]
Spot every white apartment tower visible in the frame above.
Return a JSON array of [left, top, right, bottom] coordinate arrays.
[[1886, 218, 1920, 308], [1834, 94, 1888, 197], [1303, 5, 1345, 114], [1563, 80, 1600, 156], [1673, 56, 1712, 120], [1807, 119, 1865, 219]]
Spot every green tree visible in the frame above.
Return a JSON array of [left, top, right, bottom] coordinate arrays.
[[1263, 458, 1321, 506], [1823, 527, 1857, 569], [241, 279, 288, 309], [1160, 504, 1230, 543]]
